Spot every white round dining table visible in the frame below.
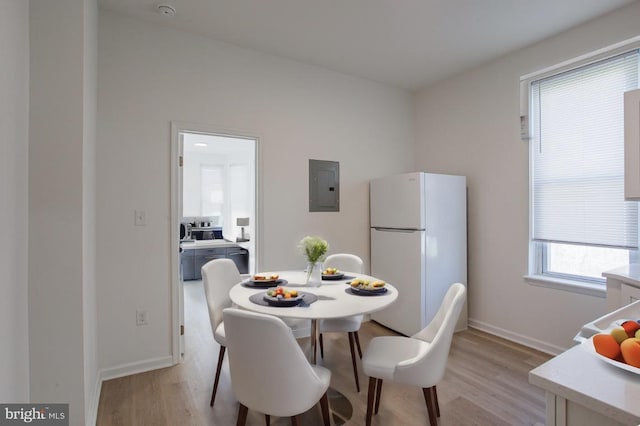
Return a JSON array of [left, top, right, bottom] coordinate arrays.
[[229, 269, 398, 363]]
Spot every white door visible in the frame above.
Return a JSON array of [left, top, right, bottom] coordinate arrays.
[[370, 172, 424, 229], [370, 227, 425, 336]]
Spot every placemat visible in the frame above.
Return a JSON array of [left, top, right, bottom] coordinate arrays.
[[241, 279, 289, 288], [345, 287, 389, 296], [249, 291, 318, 307], [322, 273, 345, 281]]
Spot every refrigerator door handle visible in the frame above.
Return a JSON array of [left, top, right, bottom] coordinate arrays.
[[372, 227, 425, 232]]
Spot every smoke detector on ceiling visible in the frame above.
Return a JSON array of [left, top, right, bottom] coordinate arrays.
[[157, 4, 176, 16]]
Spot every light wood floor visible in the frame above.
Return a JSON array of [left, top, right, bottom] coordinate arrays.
[[97, 280, 552, 425]]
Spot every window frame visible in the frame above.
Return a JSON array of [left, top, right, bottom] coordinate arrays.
[[537, 242, 637, 285], [522, 36, 640, 295]]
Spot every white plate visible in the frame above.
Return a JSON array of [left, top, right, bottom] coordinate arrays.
[[582, 334, 640, 375]]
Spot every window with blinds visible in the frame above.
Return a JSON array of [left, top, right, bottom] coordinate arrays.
[[529, 49, 639, 283], [201, 165, 225, 219]]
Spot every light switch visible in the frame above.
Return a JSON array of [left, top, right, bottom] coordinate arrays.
[[135, 210, 146, 226]]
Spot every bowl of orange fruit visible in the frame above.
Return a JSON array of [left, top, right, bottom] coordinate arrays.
[[588, 319, 640, 374]]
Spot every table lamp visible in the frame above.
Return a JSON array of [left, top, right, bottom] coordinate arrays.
[[236, 217, 249, 241]]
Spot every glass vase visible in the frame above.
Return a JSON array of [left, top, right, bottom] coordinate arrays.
[[306, 261, 323, 287]]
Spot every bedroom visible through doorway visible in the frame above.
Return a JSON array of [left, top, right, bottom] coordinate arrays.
[[181, 132, 257, 274]]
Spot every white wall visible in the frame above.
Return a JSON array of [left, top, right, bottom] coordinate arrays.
[[97, 10, 414, 371], [29, 0, 98, 424], [414, 2, 640, 353], [0, 0, 29, 402]]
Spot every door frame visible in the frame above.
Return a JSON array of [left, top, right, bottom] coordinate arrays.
[[170, 121, 261, 363]]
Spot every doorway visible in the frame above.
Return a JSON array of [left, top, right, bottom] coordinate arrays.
[[171, 122, 258, 362], [182, 132, 256, 271]]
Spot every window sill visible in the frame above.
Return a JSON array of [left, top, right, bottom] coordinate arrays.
[[524, 274, 606, 298]]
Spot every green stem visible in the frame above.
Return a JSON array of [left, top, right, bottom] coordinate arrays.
[[306, 262, 314, 283]]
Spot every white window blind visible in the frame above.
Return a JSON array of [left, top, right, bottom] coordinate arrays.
[[531, 50, 639, 250]]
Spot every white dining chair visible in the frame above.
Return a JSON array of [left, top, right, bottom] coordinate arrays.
[[201, 258, 241, 407], [223, 307, 332, 426], [318, 253, 365, 391], [203, 260, 311, 407], [361, 282, 466, 426]]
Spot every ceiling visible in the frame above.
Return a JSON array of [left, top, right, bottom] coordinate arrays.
[[98, 0, 636, 90]]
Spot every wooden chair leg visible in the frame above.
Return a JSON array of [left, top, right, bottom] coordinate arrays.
[[374, 378, 383, 414], [265, 414, 270, 425], [366, 377, 377, 426], [422, 387, 437, 426], [319, 391, 331, 426], [319, 333, 324, 359], [210, 346, 226, 406], [236, 403, 248, 426], [311, 320, 318, 364], [347, 332, 360, 392], [354, 330, 363, 358], [433, 385, 440, 417], [290, 415, 299, 426]]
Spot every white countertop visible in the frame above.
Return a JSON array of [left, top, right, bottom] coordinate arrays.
[[529, 342, 640, 425], [602, 264, 640, 288], [180, 240, 243, 250]]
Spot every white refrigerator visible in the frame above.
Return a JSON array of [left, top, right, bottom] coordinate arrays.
[[370, 172, 467, 336]]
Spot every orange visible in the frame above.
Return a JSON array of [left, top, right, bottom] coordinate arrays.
[[620, 338, 640, 368], [593, 333, 621, 360]]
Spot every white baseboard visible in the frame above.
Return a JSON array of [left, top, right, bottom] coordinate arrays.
[[99, 355, 174, 382], [468, 318, 565, 356], [87, 373, 102, 426], [87, 356, 174, 425]]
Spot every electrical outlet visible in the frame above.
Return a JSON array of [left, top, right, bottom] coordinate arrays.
[[136, 309, 148, 326], [134, 210, 146, 226]]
